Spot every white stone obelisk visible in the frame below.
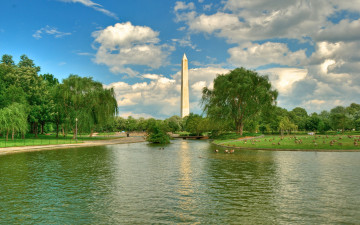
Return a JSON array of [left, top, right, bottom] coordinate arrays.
[[181, 53, 190, 118]]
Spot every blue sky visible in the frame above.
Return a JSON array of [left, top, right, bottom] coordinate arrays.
[[1, 0, 360, 118]]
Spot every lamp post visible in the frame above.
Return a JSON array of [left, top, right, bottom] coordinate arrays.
[[75, 118, 78, 142]]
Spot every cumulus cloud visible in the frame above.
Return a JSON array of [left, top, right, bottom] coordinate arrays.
[[106, 67, 229, 118], [228, 42, 307, 68], [315, 19, 360, 43], [92, 22, 170, 76], [172, 35, 197, 50], [59, 0, 118, 19], [172, 0, 360, 114], [188, 12, 240, 35], [33, 26, 71, 39], [261, 68, 307, 95], [174, 1, 195, 12], [119, 112, 154, 119]]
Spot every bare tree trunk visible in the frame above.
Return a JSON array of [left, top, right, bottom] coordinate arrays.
[[41, 123, 44, 134], [34, 122, 38, 138], [12, 128, 14, 140], [236, 121, 244, 136], [90, 128, 94, 137], [6, 129, 9, 141], [56, 122, 59, 138]]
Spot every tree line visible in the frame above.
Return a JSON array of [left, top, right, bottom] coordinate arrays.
[[112, 100, 360, 137], [2, 55, 358, 141], [114, 68, 360, 137], [0, 54, 117, 140]]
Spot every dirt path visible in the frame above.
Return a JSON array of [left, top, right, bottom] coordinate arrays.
[[0, 136, 146, 156]]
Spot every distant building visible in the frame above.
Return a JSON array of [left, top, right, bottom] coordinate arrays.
[[181, 53, 189, 118]]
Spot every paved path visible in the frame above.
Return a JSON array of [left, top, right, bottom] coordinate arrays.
[[0, 136, 146, 156]]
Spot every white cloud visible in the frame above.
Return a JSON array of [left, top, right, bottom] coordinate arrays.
[[106, 67, 229, 118], [228, 42, 307, 68], [174, 1, 195, 12], [59, 0, 118, 19], [315, 19, 360, 43], [173, 0, 360, 114], [33, 26, 71, 39], [76, 52, 94, 56], [188, 12, 240, 35], [92, 22, 169, 76], [172, 35, 197, 49], [119, 112, 154, 119], [203, 4, 212, 11], [261, 67, 307, 95]]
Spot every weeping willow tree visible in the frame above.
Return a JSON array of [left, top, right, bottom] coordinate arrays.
[[57, 75, 118, 137], [202, 67, 278, 135], [0, 103, 28, 140]]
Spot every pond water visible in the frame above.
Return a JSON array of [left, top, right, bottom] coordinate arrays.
[[1, 140, 359, 224]]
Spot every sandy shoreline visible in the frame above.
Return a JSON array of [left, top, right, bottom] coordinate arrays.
[[0, 136, 146, 156]]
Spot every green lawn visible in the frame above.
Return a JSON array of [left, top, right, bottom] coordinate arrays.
[[0, 134, 120, 148], [213, 134, 360, 150]]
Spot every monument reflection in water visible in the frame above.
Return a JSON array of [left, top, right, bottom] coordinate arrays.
[[0, 140, 360, 224]]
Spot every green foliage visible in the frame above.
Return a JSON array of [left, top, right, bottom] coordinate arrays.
[[289, 107, 308, 130], [279, 116, 297, 135], [58, 75, 118, 136], [146, 121, 170, 144], [0, 54, 118, 139], [0, 103, 28, 140], [330, 106, 352, 132], [164, 115, 182, 132], [1, 54, 15, 66], [18, 54, 40, 72], [202, 67, 278, 135]]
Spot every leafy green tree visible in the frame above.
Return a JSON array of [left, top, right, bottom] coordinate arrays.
[[0, 103, 28, 140], [346, 103, 360, 130], [305, 113, 321, 132], [260, 106, 288, 134], [184, 113, 204, 136], [1, 54, 15, 66], [318, 110, 332, 132], [137, 117, 147, 131], [164, 115, 182, 133], [279, 116, 297, 136], [18, 54, 40, 72], [146, 120, 170, 144], [58, 75, 118, 137], [202, 67, 278, 135], [114, 116, 127, 131], [289, 107, 308, 131], [330, 106, 351, 132], [125, 116, 138, 132]]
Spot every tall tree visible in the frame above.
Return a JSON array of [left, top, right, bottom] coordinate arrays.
[[289, 107, 308, 131], [202, 67, 278, 135], [0, 103, 28, 140], [330, 106, 351, 132], [1, 54, 15, 66], [18, 54, 40, 72], [59, 75, 118, 137]]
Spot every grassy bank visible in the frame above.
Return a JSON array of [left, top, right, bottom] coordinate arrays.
[[0, 134, 120, 148], [213, 134, 360, 151]]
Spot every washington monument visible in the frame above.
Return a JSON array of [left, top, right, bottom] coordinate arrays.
[[181, 53, 190, 118]]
